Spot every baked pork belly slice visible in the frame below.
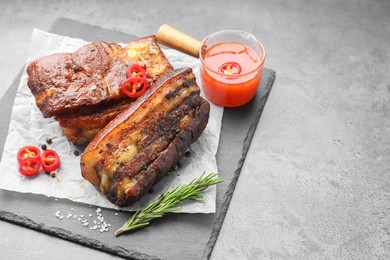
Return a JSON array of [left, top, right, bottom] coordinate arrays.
[[54, 98, 132, 146], [27, 35, 173, 118], [80, 68, 210, 207]]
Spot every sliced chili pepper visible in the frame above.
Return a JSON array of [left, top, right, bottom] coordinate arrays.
[[17, 146, 41, 163], [41, 150, 61, 172], [121, 77, 147, 98], [19, 157, 41, 176], [126, 64, 146, 79], [219, 62, 242, 75]]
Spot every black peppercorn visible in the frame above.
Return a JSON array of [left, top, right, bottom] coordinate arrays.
[[45, 137, 52, 144], [185, 151, 191, 157], [50, 172, 56, 178], [41, 144, 47, 150], [73, 150, 80, 156]]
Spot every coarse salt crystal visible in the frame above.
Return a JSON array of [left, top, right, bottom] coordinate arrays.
[[55, 211, 64, 219], [54, 207, 111, 233]]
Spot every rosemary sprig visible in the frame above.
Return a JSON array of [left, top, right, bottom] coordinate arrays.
[[114, 172, 222, 236]]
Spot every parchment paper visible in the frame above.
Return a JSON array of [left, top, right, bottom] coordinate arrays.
[[0, 29, 223, 213]]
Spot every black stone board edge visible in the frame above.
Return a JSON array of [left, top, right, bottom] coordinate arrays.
[[0, 210, 159, 260], [202, 71, 276, 259]]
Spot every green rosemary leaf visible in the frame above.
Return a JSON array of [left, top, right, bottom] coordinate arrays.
[[114, 172, 222, 237]]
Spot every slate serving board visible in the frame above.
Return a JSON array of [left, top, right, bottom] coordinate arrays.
[[0, 18, 275, 260]]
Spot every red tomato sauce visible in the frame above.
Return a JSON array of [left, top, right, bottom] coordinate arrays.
[[200, 42, 263, 107]]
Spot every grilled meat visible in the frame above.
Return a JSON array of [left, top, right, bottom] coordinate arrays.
[[54, 99, 132, 146], [26, 35, 173, 145], [27, 35, 173, 117], [80, 68, 210, 207]]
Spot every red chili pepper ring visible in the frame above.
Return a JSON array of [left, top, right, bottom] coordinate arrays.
[[218, 62, 242, 75], [126, 64, 146, 79], [121, 77, 147, 98], [41, 150, 61, 172], [19, 157, 41, 176], [17, 146, 41, 163]]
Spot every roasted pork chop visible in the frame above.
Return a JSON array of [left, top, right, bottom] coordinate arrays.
[[27, 36, 173, 145], [80, 68, 210, 207]]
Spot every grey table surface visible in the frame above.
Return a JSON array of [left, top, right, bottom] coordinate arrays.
[[1, 0, 389, 259]]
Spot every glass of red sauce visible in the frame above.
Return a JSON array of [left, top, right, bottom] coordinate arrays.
[[199, 30, 266, 107]]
